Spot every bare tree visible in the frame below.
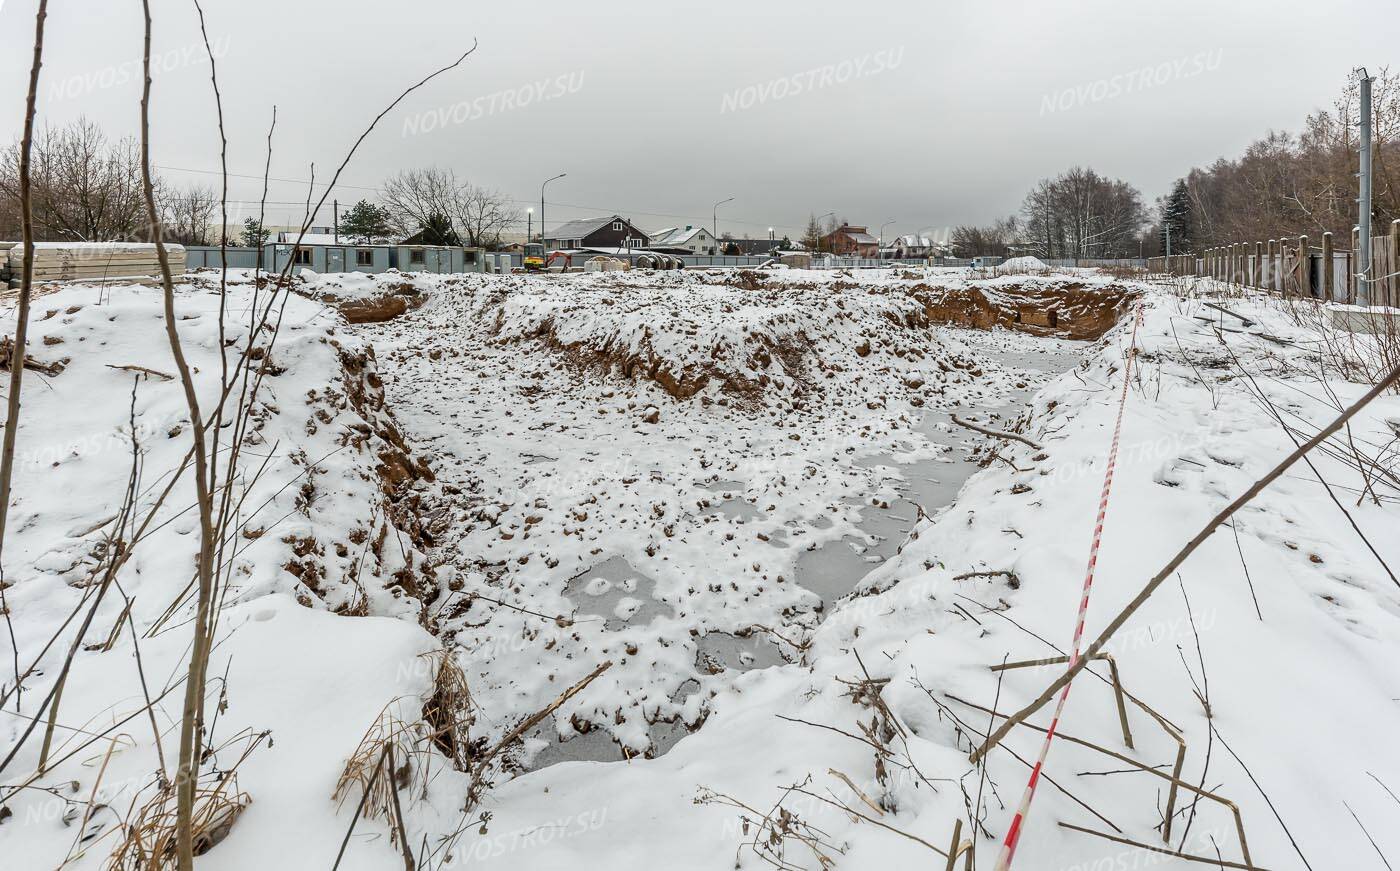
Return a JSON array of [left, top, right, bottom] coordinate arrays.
[[951, 216, 1019, 257], [0, 118, 153, 241], [381, 166, 460, 237], [455, 183, 517, 248], [1020, 167, 1146, 259], [0, 0, 48, 682], [161, 184, 218, 245], [381, 166, 518, 247]]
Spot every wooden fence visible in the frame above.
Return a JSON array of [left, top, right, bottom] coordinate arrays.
[[1145, 219, 1400, 308]]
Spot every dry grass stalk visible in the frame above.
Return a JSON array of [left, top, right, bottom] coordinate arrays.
[[333, 707, 423, 823], [696, 778, 846, 871], [419, 650, 476, 771], [107, 774, 250, 870]]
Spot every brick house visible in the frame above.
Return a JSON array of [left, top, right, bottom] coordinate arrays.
[[821, 224, 879, 257]]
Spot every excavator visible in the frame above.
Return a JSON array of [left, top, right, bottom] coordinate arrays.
[[522, 242, 572, 272]]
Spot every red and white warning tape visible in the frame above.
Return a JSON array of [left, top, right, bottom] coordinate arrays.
[[993, 304, 1145, 871]]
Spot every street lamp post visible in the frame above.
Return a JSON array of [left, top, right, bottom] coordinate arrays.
[[713, 197, 734, 250], [541, 173, 566, 250], [814, 211, 834, 254], [879, 218, 896, 265]]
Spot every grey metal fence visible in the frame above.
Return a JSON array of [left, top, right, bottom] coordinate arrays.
[[186, 246, 260, 270]]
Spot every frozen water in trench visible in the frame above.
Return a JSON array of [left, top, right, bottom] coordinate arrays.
[[796, 342, 1081, 606], [526, 339, 1081, 768]]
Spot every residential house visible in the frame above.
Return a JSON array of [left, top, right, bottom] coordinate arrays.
[[722, 238, 782, 256], [821, 224, 879, 257], [650, 225, 720, 255], [885, 234, 945, 260], [545, 215, 650, 251]]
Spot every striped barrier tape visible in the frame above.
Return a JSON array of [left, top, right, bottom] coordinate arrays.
[[994, 303, 1145, 871]]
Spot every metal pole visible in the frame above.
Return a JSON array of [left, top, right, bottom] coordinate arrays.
[[541, 173, 566, 251], [1358, 70, 1374, 307], [527, 207, 533, 243], [713, 197, 733, 247], [333, 199, 339, 243], [879, 219, 895, 266], [1165, 224, 1171, 273]]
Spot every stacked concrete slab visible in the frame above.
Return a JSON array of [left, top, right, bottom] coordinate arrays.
[[5, 242, 186, 286]]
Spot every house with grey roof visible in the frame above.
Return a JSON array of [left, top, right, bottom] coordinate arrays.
[[649, 225, 720, 255], [544, 215, 650, 251], [884, 233, 948, 260]]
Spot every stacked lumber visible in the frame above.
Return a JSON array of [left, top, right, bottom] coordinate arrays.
[[5, 242, 186, 284]]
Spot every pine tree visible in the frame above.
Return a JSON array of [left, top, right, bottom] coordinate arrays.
[[418, 213, 460, 246], [239, 217, 268, 248], [1161, 179, 1193, 254], [339, 199, 394, 243]]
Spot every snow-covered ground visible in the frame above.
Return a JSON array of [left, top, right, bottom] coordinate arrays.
[[2, 266, 1398, 871]]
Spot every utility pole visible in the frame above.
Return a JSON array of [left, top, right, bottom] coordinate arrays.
[[333, 199, 339, 243], [1165, 224, 1171, 274], [1358, 69, 1375, 306]]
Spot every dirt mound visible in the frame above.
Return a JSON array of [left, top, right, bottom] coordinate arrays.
[[910, 281, 1137, 340], [303, 280, 428, 323]]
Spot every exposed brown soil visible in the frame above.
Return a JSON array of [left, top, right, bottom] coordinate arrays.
[[312, 282, 428, 324], [286, 341, 447, 622], [908, 281, 1138, 341]]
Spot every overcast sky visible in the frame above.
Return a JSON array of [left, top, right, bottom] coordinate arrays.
[[0, 0, 1394, 239]]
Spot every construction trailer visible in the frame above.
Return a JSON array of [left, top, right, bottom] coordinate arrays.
[[260, 241, 484, 275]]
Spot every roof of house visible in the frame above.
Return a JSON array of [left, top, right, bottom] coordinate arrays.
[[547, 215, 646, 240], [824, 225, 878, 244], [892, 234, 935, 247], [651, 226, 709, 245]]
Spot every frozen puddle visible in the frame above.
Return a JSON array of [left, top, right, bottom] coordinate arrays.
[[563, 555, 668, 630], [797, 341, 1081, 607]]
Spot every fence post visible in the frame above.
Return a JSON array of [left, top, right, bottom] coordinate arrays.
[[1352, 226, 1360, 304], [1390, 219, 1400, 308], [1266, 239, 1275, 293], [1322, 232, 1334, 302], [1297, 235, 1310, 298]]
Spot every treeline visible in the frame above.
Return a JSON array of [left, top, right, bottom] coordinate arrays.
[[0, 117, 522, 249], [0, 118, 220, 245], [955, 70, 1399, 259], [1161, 68, 1398, 253], [952, 167, 1147, 259]]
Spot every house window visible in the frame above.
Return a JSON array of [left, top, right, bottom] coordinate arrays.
[[409, 249, 425, 265], [612, 221, 623, 231], [356, 249, 374, 266], [294, 248, 311, 265]]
